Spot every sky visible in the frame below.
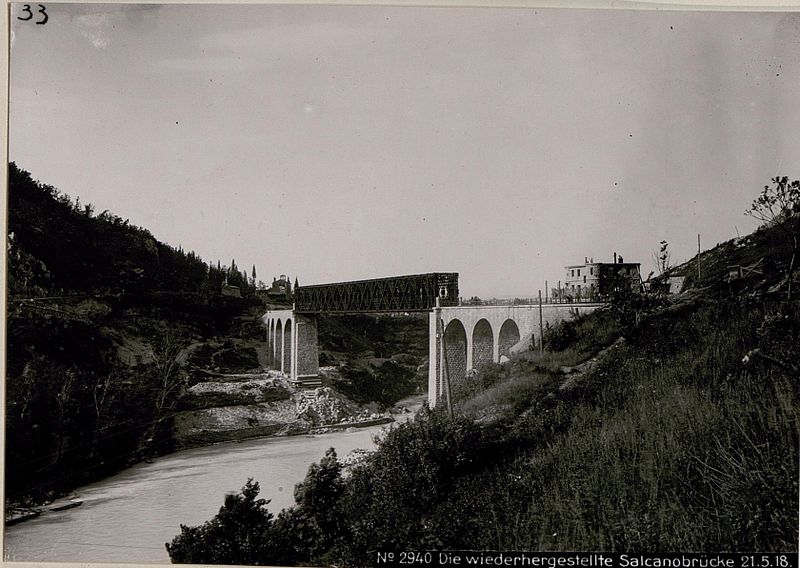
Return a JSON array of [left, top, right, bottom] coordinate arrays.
[[8, 4, 800, 298]]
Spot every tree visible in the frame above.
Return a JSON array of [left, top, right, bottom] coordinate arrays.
[[54, 368, 78, 464], [653, 240, 672, 277], [88, 369, 121, 459], [746, 176, 800, 301], [166, 479, 276, 564], [141, 331, 188, 458], [252, 265, 257, 285], [288, 448, 347, 563], [602, 272, 665, 327]]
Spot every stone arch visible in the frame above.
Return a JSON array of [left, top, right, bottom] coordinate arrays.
[[443, 319, 467, 388], [472, 319, 494, 371], [275, 319, 283, 371], [283, 319, 293, 375], [499, 319, 521, 359]]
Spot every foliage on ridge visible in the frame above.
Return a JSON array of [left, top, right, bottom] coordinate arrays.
[[5, 163, 264, 503]]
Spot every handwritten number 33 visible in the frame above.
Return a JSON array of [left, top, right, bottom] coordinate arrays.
[[18, 4, 48, 25]]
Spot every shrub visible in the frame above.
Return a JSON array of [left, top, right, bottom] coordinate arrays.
[[335, 409, 489, 564], [166, 479, 276, 564], [543, 320, 577, 351]]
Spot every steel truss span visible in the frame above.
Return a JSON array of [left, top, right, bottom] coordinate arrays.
[[295, 273, 459, 313]]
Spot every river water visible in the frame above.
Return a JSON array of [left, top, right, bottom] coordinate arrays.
[[4, 395, 425, 564]]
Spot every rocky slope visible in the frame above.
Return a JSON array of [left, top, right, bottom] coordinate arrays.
[[174, 368, 395, 448]]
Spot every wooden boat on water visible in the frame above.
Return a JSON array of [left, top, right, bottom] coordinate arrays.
[[5, 508, 41, 526], [49, 500, 83, 512]]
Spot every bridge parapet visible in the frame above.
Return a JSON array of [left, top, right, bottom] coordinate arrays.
[[460, 297, 600, 307]]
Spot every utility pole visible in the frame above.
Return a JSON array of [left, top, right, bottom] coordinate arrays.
[[697, 234, 701, 283], [441, 318, 453, 417], [538, 290, 544, 354], [545, 280, 548, 303]]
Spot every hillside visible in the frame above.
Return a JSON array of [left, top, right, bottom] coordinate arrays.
[[5, 163, 277, 502], [167, 189, 798, 564], [5, 164, 434, 508], [316, 313, 430, 406]]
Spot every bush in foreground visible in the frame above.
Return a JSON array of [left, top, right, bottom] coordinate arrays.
[[166, 479, 275, 565]]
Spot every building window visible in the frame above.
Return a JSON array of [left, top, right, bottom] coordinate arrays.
[[590, 267, 594, 275], [577, 269, 581, 277], [583, 275, 586, 283]]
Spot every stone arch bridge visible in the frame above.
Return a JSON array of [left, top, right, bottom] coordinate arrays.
[[262, 274, 601, 407], [426, 302, 600, 407]]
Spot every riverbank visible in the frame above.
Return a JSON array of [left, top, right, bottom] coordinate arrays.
[[5, 388, 426, 529], [172, 387, 425, 450], [173, 368, 412, 448], [4, 393, 427, 564]]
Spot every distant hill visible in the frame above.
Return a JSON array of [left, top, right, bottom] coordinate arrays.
[[7, 162, 250, 298]]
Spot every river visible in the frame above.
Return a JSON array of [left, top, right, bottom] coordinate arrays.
[[3, 395, 425, 564]]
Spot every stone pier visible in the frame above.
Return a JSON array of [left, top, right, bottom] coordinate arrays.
[[263, 309, 320, 386]]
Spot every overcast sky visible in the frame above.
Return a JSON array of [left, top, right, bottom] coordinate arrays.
[[9, 4, 800, 297]]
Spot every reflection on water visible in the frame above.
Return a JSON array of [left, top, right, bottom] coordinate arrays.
[[4, 397, 423, 564]]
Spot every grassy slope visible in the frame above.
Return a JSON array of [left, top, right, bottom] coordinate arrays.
[[443, 299, 797, 551]]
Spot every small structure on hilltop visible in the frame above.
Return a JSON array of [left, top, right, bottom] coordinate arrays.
[[220, 276, 242, 298], [726, 259, 764, 283], [257, 274, 293, 303], [552, 253, 641, 301]]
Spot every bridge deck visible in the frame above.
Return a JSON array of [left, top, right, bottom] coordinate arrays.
[[294, 272, 458, 313]]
